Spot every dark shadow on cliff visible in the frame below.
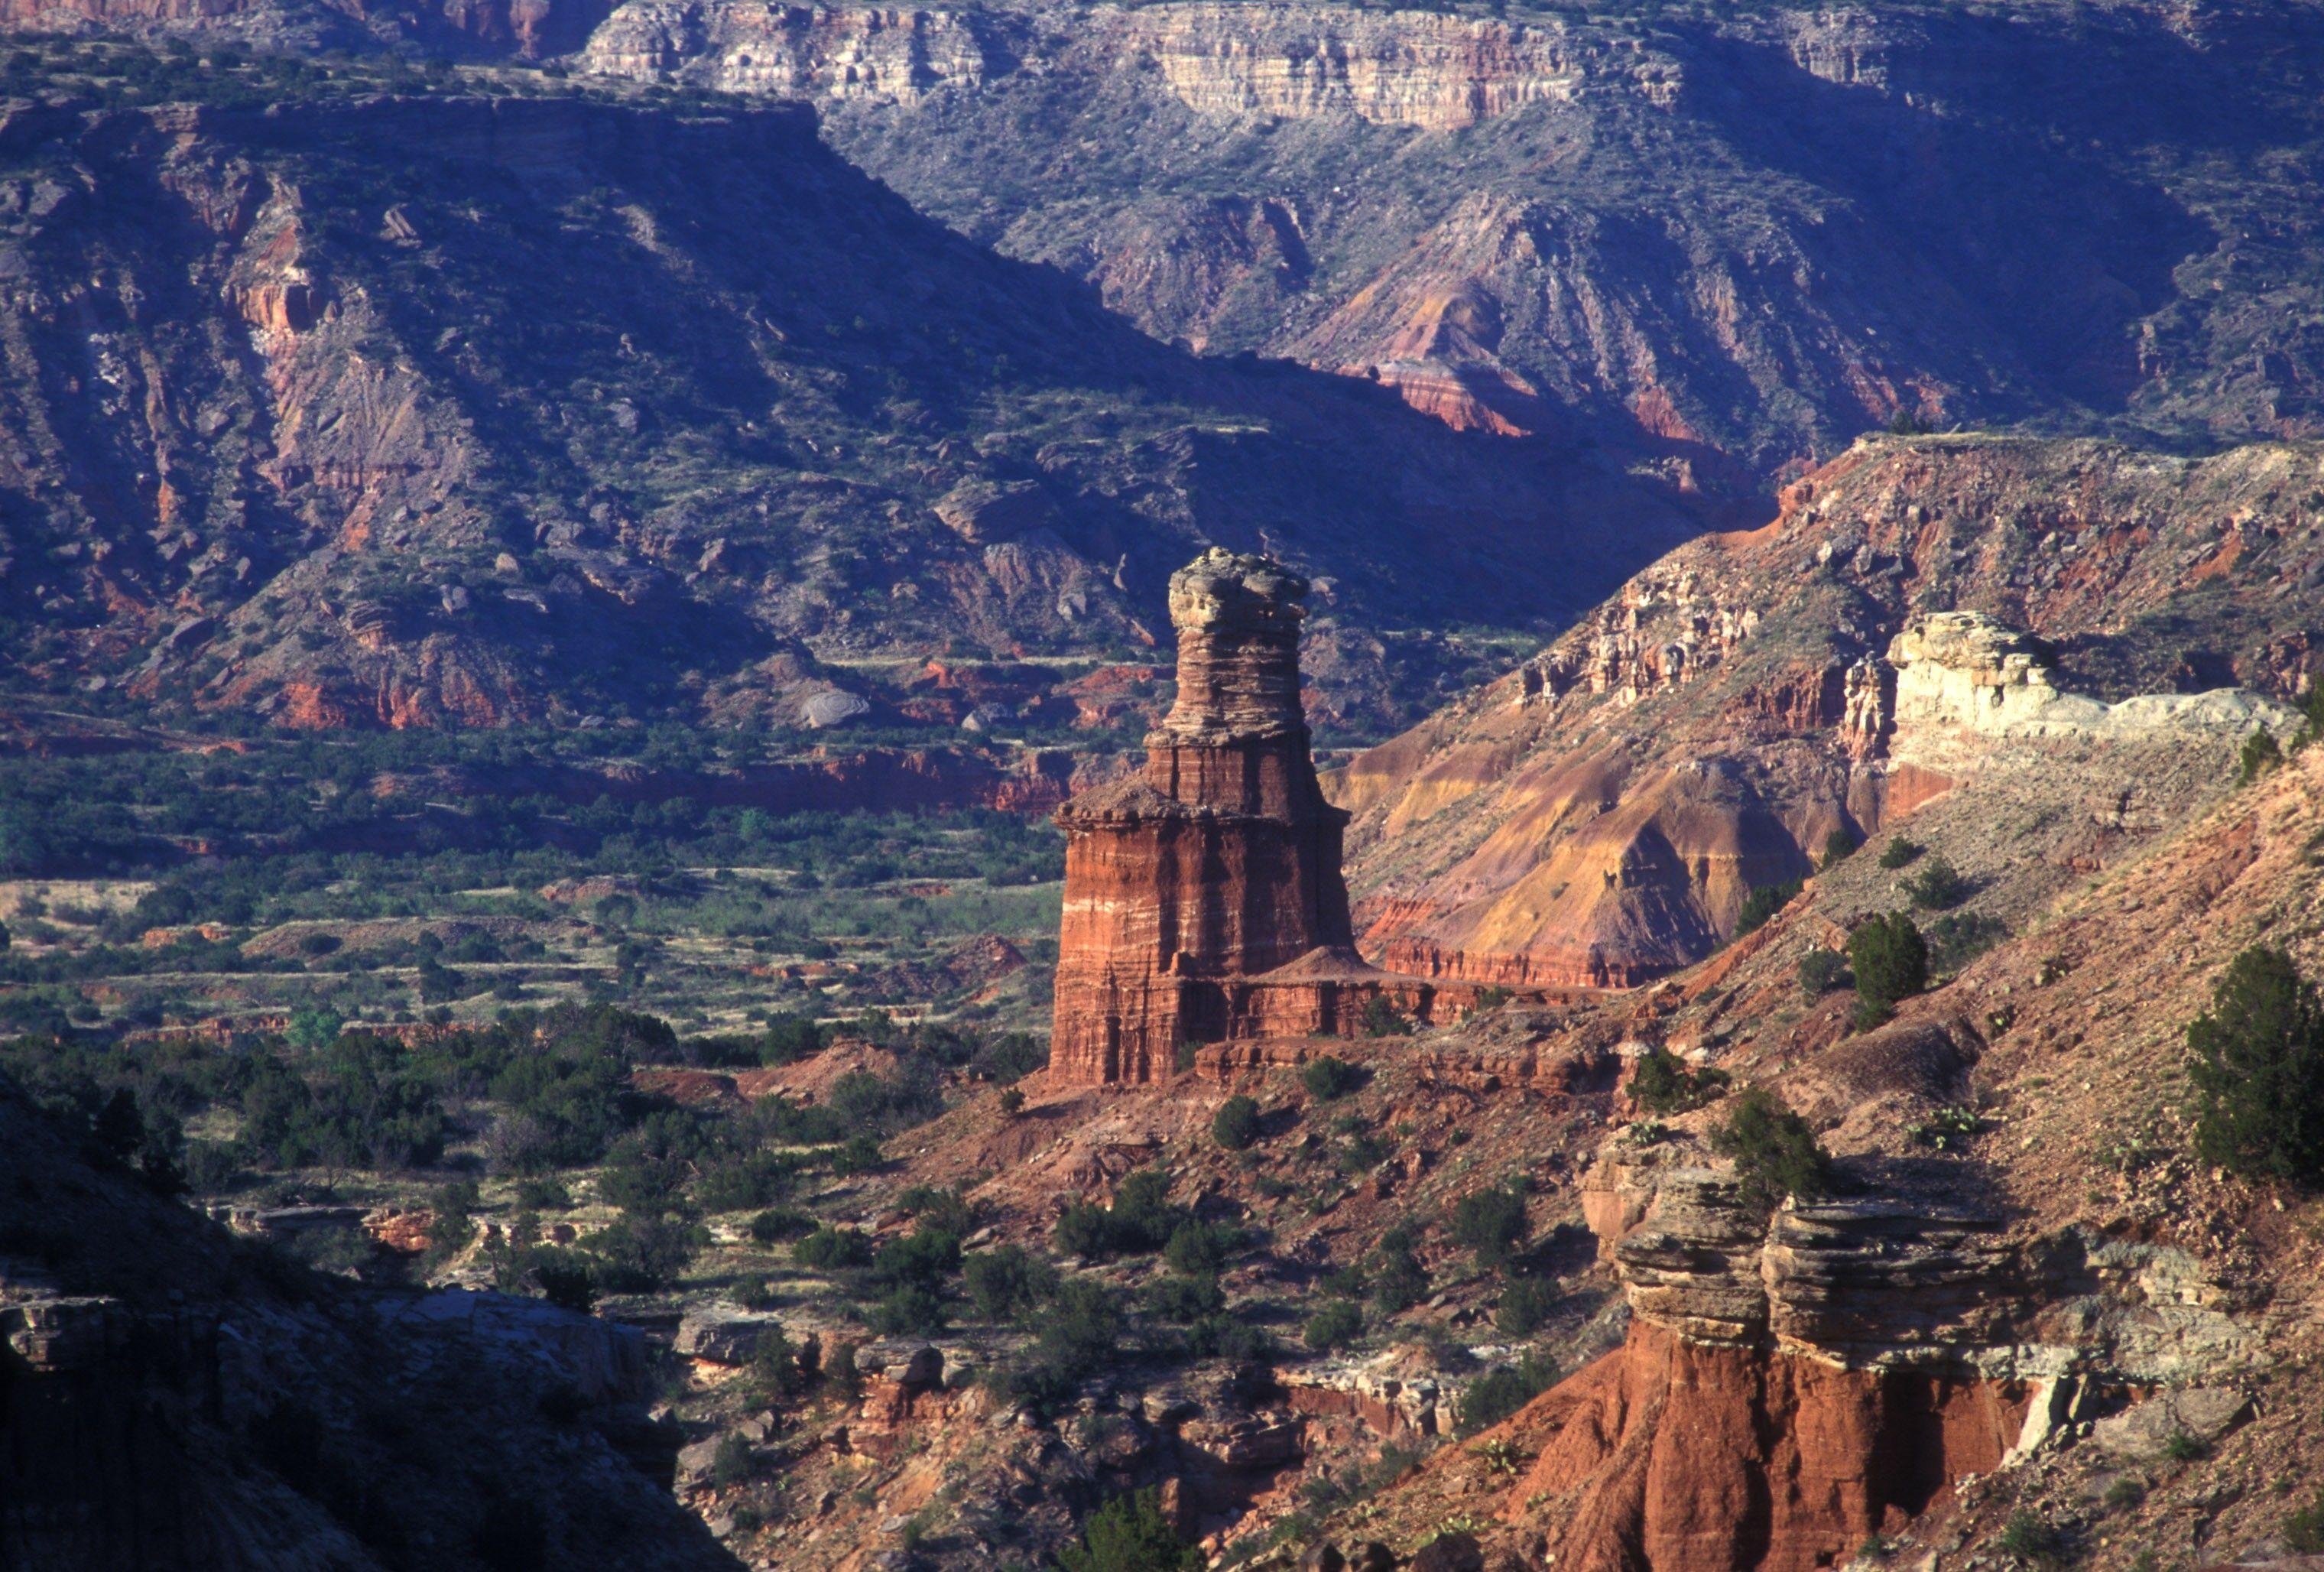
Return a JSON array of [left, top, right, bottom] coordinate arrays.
[[0, 1072, 739, 1572]]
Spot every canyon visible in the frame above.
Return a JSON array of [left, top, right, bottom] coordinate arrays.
[[1339, 435, 2324, 993], [0, 76, 1688, 740], [731, 1, 2324, 483], [2, 8, 2323, 1572]]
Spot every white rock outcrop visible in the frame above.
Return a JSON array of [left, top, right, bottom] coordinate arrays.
[[1886, 610, 2295, 752]]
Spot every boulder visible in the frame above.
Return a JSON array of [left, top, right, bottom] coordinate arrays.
[[800, 688, 872, 728], [852, 1342, 943, 1388], [673, 1308, 785, 1366], [2092, 1387, 2253, 1461], [1409, 1532, 1484, 1572], [674, 1437, 725, 1486], [1181, 1413, 1303, 1470]]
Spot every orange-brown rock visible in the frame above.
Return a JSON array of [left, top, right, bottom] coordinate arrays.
[[1051, 551, 1509, 1085], [1050, 551, 1358, 1085], [1508, 1320, 2030, 1572]]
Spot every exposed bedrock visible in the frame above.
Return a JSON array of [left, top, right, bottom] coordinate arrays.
[[1488, 1133, 2263, 1570], [1341, 438, 2324, 998], [1050, 549, 1502, 1086]]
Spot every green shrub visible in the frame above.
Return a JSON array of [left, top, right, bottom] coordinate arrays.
[[1735, 879, 1803, 937], [2187, 946, 2324, 1184], [1108, 1168, 1183, 1249], [1798, 948, 1852, 995], [871, 1226, 962, 1293], [1469, 986, 1514, 1015], [830, 1132, 885, 1174], [793, 1226, 874, 1271], [1926, 910, 2008, 970], [414, 956, 471, 1004], [693, 1149, 804, 1213], [1359, 995, 1414, 1038], [894, 1183, 975, 1237], [523, 1247, 597, 1311], [1495, 1278, 1558, 1337], [2102, 1476, 2144, 1511], [963, 1243, 1057, 1321], [583, 1214, 704, 1294], [710, 1431, 754, 1489], [1211, 1093, 1262, 1151], [1057, 1488, 1200, 1572], [1458, 1351, 1560, 1434], [1183, 1311, 1275, 1363], [972, 1030, 1047, 1085], [1162, 1220, 1242, 1277], [2241, 726, 2285, 784], [866, 1284, 947, 1335], [1877, 836, 1923, 870], [1902, 854, 1968, 910], [1821, 827, 1860, 868], [514, 1177, 573, 1211], [1053, 1168, 1186, 1260], [2286, 1488, 2324, 1552], [2160, 1431, 2208, 1463], [1712, 1088, 1831, 1220], [745, 1322, 810, 1401], [748, 1207, 815, 1244], [1628, 1046, 1730, 1113], [1368, 1226, 1429, 1314], [1052, 1202, 1116, 1260], [1448, 1183, 1529, 1272], [1144, 1273, 1225, 1321], [1996, 1509, 2063, 1563], [1303, 1298, 1363, 1353], [185, 1138, 242, 1194], [1905, 1106, 1980, 1151], [998, 1086, 1025, 1116], [1008, 1278, 1121, 1405], [1301, 1055, 1364, 1100], [1848, 914, 1928, 1013]]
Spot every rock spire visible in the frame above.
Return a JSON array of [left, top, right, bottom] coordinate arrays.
[[1049, 550, 1359, 1085]]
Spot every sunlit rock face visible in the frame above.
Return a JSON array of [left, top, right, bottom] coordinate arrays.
[[1050, 549, 1359, 1086]]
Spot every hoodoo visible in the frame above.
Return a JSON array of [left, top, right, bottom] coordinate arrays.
[[1050, 548, 1475, 1086]]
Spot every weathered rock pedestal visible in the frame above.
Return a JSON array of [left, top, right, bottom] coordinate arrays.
[[1051, 550, 1468, 1086]]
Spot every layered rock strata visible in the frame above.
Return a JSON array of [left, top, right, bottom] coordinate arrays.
[[1492, 1138, 2261, 1569], [579, 5, 1017, 102], [1051, 550, 1475, 1086], [1122, 5, 1592, 130]]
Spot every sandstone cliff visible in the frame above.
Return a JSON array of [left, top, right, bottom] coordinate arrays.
[[782, 1, 2324, 483], [0, 83, 1691, 736], [578, 4, 1020, 102], [1339, 436, 2324, 992]]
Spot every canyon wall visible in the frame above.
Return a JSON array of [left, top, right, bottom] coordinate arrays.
[[579, 5, 1017, 102], [1340, 437, 2324, 996], [1478, 1131, 2259, 1570], [1119, 5, 1595, 131], [0, 93, 1680, 738]]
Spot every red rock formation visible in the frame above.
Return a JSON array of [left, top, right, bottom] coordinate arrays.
[[1052, 550, 1493, 1086], [1509, 1321, 2030, 1572], [1051, 551, 1354, 1084]]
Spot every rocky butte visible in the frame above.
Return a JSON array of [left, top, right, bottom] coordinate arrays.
[[1050, 548, 1496, 1086]]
